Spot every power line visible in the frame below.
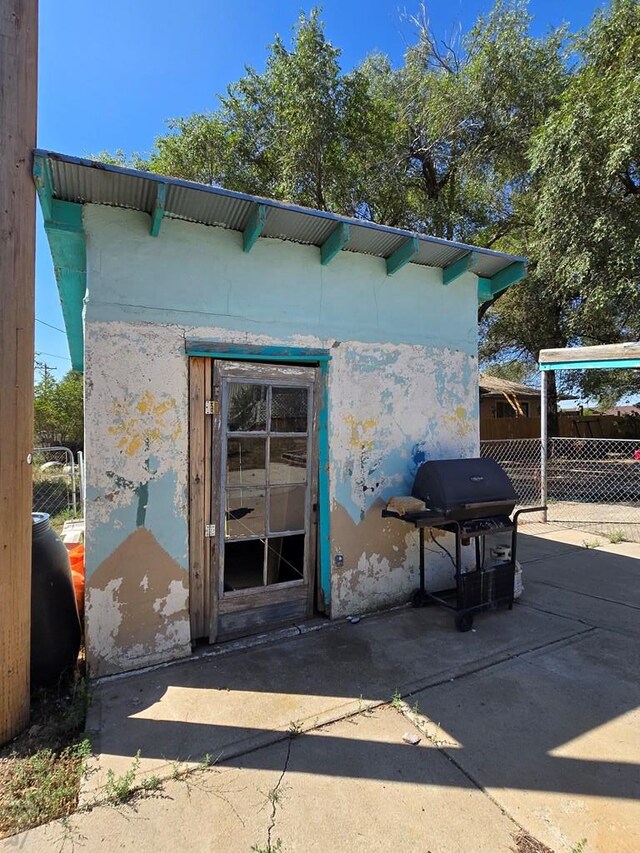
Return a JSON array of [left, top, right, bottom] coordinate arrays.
[[36, 317, 65, 333], [35, 351, 71, 362]]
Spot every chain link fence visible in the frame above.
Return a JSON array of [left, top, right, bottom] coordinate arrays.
[[32, 447, 79, 519], [480, 438, 542, 508], [481, 437, 640, 542]]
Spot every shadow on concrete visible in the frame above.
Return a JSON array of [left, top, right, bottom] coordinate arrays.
[[91, 534, 640, 803]]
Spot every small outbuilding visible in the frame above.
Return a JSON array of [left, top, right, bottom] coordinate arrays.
[[35, 151, 527, 676]]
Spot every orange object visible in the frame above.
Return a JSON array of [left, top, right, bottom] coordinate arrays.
[[68, 545, 85, 624]]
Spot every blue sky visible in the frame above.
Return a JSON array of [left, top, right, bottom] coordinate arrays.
[[36, 0, 606, 371]]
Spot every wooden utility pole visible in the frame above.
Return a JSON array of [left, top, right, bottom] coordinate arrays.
[[0, 0, 38, 745]]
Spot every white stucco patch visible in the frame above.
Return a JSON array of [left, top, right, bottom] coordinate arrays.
[[153, 579, 189, 618], [154, 617, 191, 654], [85, 578, 123, 665]]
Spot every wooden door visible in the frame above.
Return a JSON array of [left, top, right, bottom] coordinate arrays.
[[189, 358, 318, 643]]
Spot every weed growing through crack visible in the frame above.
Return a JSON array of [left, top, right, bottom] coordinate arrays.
[[104, 752, 140, 803], [570, 840, 588, 853], [0, 739, 91, 836], [582, 539, 601, 549], [267, 785, 284, 807], [390, 689, 403, 710], [251, 840, 283, 853], [287, 721, 302, 737], [606, 530, 626, 544], [139, 775, 161, 792]]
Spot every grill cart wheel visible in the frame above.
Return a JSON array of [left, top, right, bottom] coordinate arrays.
[[455, 611, 474, 632], [411, 588, 431, 608]]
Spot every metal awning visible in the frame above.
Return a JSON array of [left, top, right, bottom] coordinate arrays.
[[34, 149, 528, 372], [539, 343, 640, 372], [35, 150, 526, 280]]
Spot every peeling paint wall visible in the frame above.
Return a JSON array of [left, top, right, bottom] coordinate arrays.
[[84, 205, 479, 673]]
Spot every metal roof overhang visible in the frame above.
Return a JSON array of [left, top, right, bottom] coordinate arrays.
[[33, 149, 528, 371]]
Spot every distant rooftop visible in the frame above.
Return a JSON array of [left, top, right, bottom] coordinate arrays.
[[479, 374, 539, 398]]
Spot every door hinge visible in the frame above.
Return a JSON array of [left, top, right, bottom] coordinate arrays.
[[205, 524, 216, 537], [205, 385, 220, 415]]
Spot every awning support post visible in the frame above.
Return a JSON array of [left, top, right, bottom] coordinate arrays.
[[540, 369, 548, 522]]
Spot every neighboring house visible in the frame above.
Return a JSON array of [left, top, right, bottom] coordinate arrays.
[[35, 150, 526, 676], [479, 374, 540, 419], [600, 404, 640, 417]]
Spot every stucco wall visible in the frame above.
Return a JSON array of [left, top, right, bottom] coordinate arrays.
[[83, 205, 480, 675]]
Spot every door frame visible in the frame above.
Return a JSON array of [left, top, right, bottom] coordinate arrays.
[[187, 344, 332, 646], [212, 359, 318, 641]]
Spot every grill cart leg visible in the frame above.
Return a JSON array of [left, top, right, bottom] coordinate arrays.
[[455, 526, 463, 613], [455, 610, 474, 632], [411, 527, 431, 607]]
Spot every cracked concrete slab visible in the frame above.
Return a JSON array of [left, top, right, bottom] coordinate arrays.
[[82, 595, 585, 799], [5, 528, 638, 853], [2, 751, 286, 853], [407, 627, 640, 853], [522, 582, 640, 637], [6, 708, 522, 853]]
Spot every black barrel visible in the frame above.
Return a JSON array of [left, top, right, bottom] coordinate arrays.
[[31, 513, 81, 688]]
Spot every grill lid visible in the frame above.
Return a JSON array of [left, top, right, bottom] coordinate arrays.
[[411, 458, 517, 518]]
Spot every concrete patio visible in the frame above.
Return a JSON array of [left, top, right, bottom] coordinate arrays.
[[6, 526, 640, 853]]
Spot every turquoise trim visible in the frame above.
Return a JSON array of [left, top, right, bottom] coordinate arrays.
[[318, 360, 331, 609], [443, 251, 479, 285], [243, 203, 267, 252], [34, 155, 86, 372], [540, 359, 640, 371], [320, 223, 350, 265], [489, 261, 526, 295], [33, 155, 54, 221], [478, 261, 527, 304], [188, 351, 330, 364], [386, 237, 419, 276], [186, 340, 332, 610], [185, 341, 332, 362], [477, 277, 493, 303], [150, 182, 166, 237]]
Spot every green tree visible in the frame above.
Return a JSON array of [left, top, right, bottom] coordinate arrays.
[[114, 2, 564, 244], [34, 368, 84, 452], [146, 10, 388, 214], [482, 0, 640, 419], [396, 0, 566, 241], [95, 1, 640, 415]]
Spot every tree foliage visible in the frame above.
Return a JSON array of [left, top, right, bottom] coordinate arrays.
[[34, 369, 84, 452], [482, 0, 640, 407], [121, 2, 565, 245], [99, 1, 640, 410]]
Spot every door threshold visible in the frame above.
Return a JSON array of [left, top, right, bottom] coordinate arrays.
[[193, 615, 332, 661]]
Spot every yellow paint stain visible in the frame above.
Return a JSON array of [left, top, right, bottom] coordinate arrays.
[[344, 414, 377, 451], [108, 392, 182, 456], [443, 406, 474, 438]]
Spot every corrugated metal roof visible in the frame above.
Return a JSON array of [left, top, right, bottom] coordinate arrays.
[[37, 150, 526, 277]]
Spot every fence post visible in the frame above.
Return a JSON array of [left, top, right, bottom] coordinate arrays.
[[540, 369, 548, 522], [69, 450, 77, 517], [77, 450, 84, 514]]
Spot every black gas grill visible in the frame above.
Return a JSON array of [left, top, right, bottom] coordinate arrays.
[[383, 457, 544, 631]]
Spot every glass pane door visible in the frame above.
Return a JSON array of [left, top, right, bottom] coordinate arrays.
[[221, 379, 312, 594]]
